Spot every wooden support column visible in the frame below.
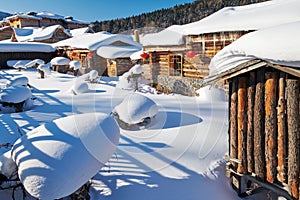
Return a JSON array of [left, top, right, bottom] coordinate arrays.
[[237, 77, 248, 174], [247, 72, 255, 173], [254, 68, 266, 181], [229, 78, 238, 168], [286, 77, 300, 199], [277, 72, 287, 183], [265, 72, 278, 183]]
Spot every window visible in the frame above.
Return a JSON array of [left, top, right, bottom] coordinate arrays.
[[169, 54, 183, 76]]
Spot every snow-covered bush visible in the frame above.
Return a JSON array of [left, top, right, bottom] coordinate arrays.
[[196, 86, 227, 102], [0, 150, 17, 180], [6, 76, 29, 88], [69, 60, 82, 70], [71, 81, 90, 95], [37, 63, 51, 78], [0, 86, 34, 113], [116, 64, 146, 91], [25, 59, 45, 68], [88, 70, 99, 83], [50, 57, 70, 65], [12, 60, 28, 71], [11, 113, 120, 200], [112, 93, 158, 129]]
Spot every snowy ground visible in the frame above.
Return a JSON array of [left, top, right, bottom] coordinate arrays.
[[0, 68, 241, 199]]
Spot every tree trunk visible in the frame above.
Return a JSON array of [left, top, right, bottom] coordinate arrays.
[[286, 77, 300, 199], [277, 72, 287, 183], [237, 77, 247, 174], [265, 72, 278, 183], [247, 72, 255, 173], [229, 78, 238, 168], [254, 68, 266, 181]]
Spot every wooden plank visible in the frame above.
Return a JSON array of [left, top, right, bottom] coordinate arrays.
[[265, 72, 278, 183], [286, 77, 300, 199], [247, 72, 255, 173], [254, 68, 266, 181], [230, 78, 238, 169], [277, 72, 287, 183], [237, 77, 248, 174]]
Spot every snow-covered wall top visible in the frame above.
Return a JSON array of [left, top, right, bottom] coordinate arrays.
[[209, 21, 300, 76], [183, 0, 300, 35], [53, 32, 142, 51], [0, 42, 56, 52], [5, 11, 88, 24], [13, 25, 71, 42]]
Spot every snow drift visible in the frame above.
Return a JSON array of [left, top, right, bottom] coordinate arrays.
[[11, 113, 120, 199]]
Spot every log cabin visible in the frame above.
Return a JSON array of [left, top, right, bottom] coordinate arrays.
[[0, 26, 13, 41], [203, 21, 300, 200], [0, 11, 89, 30], [54, 32, 141, 76], [141, 0, 300, 96]]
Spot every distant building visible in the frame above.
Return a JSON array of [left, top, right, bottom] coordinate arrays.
[[0, 11, 89, 30]]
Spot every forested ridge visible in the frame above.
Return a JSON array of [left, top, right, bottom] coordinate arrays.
[[91, 0, 267, 34]]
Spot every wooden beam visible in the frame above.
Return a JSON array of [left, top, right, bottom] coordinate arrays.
[[254, 68, 266, 181], [237, 76, 248, 174], [247, 72, 255, 173], [229, 78, 238, 169], [265, 72, 278, 183], [286, 77, 300, 199], [277, 72, 287, 183]]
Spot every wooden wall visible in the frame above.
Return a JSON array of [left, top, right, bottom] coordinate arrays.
[[0, 27, 13, 41], [228, 67, 300, 199], [107, 58, 133, 77]]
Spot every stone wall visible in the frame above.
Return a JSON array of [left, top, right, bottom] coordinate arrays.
[[156, 75, 203, 96]]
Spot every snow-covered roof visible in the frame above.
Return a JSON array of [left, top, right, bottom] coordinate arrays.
[[5, 11, 89, 25], [140, 25, 184, 46], [50, 57, 70, 65], [183, 0, 300, 35], [13, 25, 71, 42], [209, 21, 300, 76], [96, 45, 142, 59], [70, 27, 94, 37], [0, 42, 56, 52], [53, 31, 142, 51]]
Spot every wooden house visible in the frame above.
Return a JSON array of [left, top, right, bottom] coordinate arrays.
[[0, 42, 56, 68], [11, 25, 71, 43], [0, 11, 89, 30], [0, 26, 13, 41], [203, 21, 300, 200], [141, 0, 300, 96], [54, 32, 142, 76]]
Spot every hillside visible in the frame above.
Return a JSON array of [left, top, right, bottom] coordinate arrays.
[[91, 0, 267, 34], [0, 11, 12, 21]]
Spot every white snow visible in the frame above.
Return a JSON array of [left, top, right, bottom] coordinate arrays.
[[51, 57, 70, 65], [37, 63, 52, 75], [88, 70, 99, 82], [0, 42, 56, 52], [113, 93, 158, 125], [24, 59, 45, 68], [0, 86, 31, 103], [69, 60, 82, 70], [129, 64, 142, 75], [196, 86, 227, 102], [183, 0, 300, 35], [209, 21, 300, 76], [11, 113, 120, 199], [70, 27, 94, 37], [96, 45, 142, 59], [0, 67, 237, 199], [71, 81, 90, 94], [0, 150, 17, 179], [6, 76, 29, 87]]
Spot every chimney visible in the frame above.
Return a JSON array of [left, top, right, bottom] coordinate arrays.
[[134, 29, 140, 43]]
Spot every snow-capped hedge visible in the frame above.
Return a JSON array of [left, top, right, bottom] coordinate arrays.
[[11, 113, 120, 199]]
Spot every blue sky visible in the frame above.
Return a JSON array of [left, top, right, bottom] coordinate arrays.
[[0, 0, 195, 22]]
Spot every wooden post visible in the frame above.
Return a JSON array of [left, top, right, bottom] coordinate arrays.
[[254, 68, 266, 181], [247, 72, 255, 173], [286, 77, 300, 199], [265, 72, 278, 183], [229, 78, 238, 168], [237, 77, 247, 174], [277, 72, 287, 183]]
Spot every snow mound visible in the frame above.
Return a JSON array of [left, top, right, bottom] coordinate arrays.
[[71, 81, 90, 94], [0, 150, 17, 179], [11, 113, 120, 200], [25, 59, 45, 68], [113, 93, 158, 125], [0, 86, 32, 103], [37, 63, 51, 75], [88, 70, 99, 83], [116, 65, 145, 90], [6, 76, 29, 87], [50, 57, 70, 65], [196, 86, 227, 102], [129, 64, 142, 74], [12, 60, 29, 70], [69, 60, 82, 70]]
